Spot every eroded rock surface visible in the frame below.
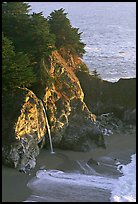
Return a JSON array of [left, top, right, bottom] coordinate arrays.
[[2, 51, 104, 171]]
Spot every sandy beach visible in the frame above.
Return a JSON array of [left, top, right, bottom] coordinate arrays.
[[2, 125, 136, 202]]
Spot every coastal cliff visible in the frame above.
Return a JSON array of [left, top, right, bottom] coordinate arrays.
[[2, 50, 104, 171], [77, 70, 136, 124], [2, 50, 136, 172], [2, 3, 136, 172]]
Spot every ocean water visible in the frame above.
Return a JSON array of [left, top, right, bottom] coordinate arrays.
[[22, 122, 136, 202], [24, 153, 136, 202], [29, 2, 136, 82], [110, 154, 136, 202]]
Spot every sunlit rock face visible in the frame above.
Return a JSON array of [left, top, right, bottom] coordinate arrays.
[[15, 89, 47, 141], [2, 88, 46, 171], [42, 51, 99, 146], [2, 51, 105, 171]]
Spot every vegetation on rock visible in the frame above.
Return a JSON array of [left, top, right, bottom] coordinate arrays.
[[2, 3, 135, 171], [48, 8, 86, 57], [2, 2, 86, 93], [2, 2, 106, 170], [2, 33, 36, 92]]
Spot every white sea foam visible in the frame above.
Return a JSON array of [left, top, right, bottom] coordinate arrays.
[[110, 153, 136, 202], [31, 169, 116, 190], [102, 128, 113, 136], [24, 154, 136, 202], [24, 169, 116, 202]]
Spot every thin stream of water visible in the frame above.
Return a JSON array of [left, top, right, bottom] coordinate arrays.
[[39, 99, 55, 154]]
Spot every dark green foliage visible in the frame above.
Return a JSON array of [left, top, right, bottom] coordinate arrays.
[[2, 34, 36, 92], [91, 69, 101, 79], [28, 12, 56, 59], [2, 2, 30, 15], [48, 8, 70, 47], [2, 2, 31, 52], [2, 3, 55, 59], [2, 3, 86, 94], [48, 8, 86, 57], [2, 2, 56, 92]]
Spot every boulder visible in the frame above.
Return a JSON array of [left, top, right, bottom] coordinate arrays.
[[2, 88, 46, 170]]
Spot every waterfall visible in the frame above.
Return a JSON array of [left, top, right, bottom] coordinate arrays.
[[39, 98, 55, 154]]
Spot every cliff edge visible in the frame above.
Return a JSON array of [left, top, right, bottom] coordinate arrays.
[[2, 51, 105, 172]]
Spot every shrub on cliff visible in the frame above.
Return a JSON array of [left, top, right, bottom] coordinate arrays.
[[2, 2, 55, 60], [48, 8, 86, 57], [2, 2, 56, 91], [2, 3, 86, 93], [2, 34, 36, 92]]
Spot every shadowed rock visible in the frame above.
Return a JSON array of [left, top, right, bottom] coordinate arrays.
[[77, 70, 136, 124]]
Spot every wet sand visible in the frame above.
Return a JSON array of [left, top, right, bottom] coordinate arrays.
[[2, 126, 136, 202]]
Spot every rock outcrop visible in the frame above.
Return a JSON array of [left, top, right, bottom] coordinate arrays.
[[2, 51, 105, 171], [77, 70, 136, 124], [2, 88, 46, 171]]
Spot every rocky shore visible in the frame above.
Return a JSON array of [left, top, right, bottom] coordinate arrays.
[[2, 50, 136, 172], [77, 70, 136, 122]]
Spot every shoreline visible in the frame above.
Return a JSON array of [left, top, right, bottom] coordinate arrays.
[[2, 125, 136, 202]]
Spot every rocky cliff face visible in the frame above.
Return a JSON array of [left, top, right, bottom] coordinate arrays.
[[2, 51, 105, 171], [77, 70, 136, 124], [2, 88, 46, 171], [42, 51, 103, 149]]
